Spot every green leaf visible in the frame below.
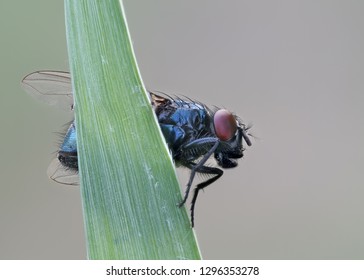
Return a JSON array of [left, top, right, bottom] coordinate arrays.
[[65, 0, 201, 259]]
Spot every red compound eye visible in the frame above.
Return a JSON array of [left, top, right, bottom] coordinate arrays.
[[213, 109, 237, 141]]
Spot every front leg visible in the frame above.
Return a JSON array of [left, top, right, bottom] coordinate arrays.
[[189, 165, 223, 227], [179, 162, 223, 227], [178, 139, 219, 207]]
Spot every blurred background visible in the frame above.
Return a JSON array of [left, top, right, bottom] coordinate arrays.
[[1, 0, 363, 259]]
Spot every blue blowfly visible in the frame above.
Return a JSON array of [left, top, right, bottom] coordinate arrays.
[[22, 70, 252, 227]]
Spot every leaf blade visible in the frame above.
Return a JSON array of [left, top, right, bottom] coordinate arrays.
[[65, 0, 201, 259]]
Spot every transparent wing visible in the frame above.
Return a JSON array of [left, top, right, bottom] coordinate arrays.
[[47, 158, 79, 186], [21, 71, 74, 111]]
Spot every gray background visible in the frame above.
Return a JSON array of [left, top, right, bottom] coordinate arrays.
[[1, 0, 363, 259]]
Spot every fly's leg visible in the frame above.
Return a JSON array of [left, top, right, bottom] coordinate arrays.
[[178, 139, 219, 208], [190, 166, 223, 227]]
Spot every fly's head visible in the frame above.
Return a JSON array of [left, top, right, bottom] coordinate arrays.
[[212, 109, 252, 168]]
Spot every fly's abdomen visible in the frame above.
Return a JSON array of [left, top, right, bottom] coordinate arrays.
[[58, 122, 78, 169]]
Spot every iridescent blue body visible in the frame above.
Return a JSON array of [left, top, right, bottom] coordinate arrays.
[[57, 98, 211, 170], [152, 93, 250, 170], [155, 96, 212, 163], [58, 123, 77, 169], [22, 71, 252, 226]]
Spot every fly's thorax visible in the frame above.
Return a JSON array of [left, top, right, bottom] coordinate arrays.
[[156, 96, 214, 156]]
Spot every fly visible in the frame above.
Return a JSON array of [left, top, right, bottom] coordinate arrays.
[[22, 70, 252, 227]]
